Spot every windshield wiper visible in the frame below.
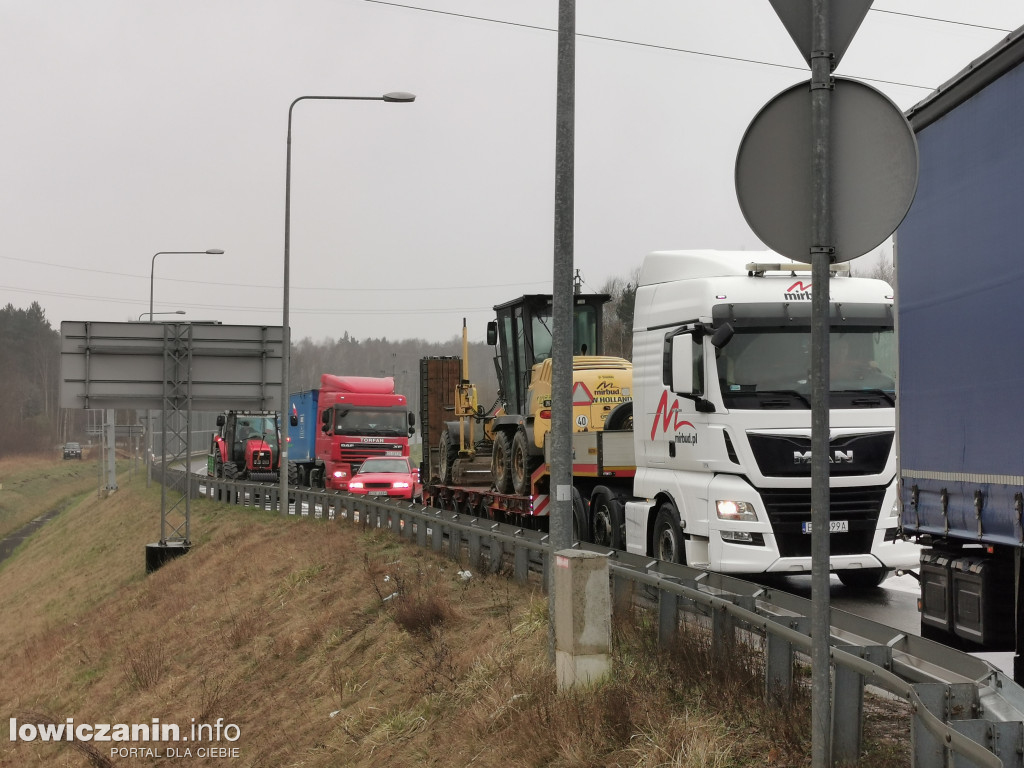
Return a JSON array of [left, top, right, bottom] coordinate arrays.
[[833, 388, 895, 406], [756, 389, 813, 408]]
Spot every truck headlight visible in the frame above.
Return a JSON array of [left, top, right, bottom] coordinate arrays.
[[889, 499, 899, 518], [716, 500, 758, 522]]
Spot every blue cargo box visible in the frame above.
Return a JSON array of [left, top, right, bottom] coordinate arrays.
[[288, 390, 320, 463]]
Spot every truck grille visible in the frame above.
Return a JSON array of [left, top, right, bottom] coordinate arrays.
[[748, 432, 892, 477], [759, 486, 886, 557]]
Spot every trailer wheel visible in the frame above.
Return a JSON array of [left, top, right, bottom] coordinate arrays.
[[653, 503, 686, 564], [591, 489, 625, 549], [491, 430, 514, 494], [439, 430, 457, 485], [511, 428, 539, 496], [836, 567, 889, 590]]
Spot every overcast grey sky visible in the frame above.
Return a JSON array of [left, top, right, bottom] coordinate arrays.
[[2, 1, 1019, 344]]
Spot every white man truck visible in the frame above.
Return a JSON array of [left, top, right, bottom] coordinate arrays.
[[614, 250, 919, 587]]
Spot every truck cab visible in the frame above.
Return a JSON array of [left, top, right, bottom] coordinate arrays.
[[625, 251, 918, 586]]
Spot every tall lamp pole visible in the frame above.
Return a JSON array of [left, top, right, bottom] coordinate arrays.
[[140, 310, 186, 321], [149, 249, 224, 321], [146, 249, 222, 487], [280, 92, 415, 514]]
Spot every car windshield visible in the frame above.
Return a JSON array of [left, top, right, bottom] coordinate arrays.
[[357, 458, 410, 474], [67, 443, 80, 449]]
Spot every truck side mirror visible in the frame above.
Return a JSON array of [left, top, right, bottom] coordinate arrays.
[[710, 323, 735, 349], [670, 335, 694, 393], [321, 410, 330, 425], [486, 321, 497, 346]]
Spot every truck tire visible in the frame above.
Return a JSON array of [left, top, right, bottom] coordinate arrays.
[[590, 488, 625, 549], [491, 431, 514, 494], [653, 503, 686, 564], [605, 401, 633, 431], [837, 567, 889, 590], [439, 430, 457, 485], [572, 487, 589, 544], [511, 428, 539, 496]]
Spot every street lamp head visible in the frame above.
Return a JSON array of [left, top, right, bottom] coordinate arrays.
[[382, 92, 416, 103], [205, 249, 225, 254]]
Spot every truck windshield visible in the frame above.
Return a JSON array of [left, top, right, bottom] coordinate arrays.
[[333, 406, 409, 437], [716, 327, 895, 409]]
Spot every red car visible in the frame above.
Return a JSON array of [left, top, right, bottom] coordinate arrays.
[[347, 457, 422, 502]]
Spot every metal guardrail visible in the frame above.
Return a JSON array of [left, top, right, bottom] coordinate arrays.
[[173, 470, 1024, 768]]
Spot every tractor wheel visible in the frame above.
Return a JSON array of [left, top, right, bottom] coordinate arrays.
[[287, 461, 300, 487], [511, 428, 539, 496], [213, 451, 225, 479], [653, 502, 686, 564], [491, 430, 514, 494], [439, 430, 457, 485], [222, 461, 240, 481], [605, 401, 633, 431], [590, 488, 625, 549]]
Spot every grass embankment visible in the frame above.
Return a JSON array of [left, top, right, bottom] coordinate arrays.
[[0, 453, 109, 541], [0, 460, 910, 767]]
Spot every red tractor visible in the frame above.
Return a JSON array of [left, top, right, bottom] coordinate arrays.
[[208, 410, 283, 482]]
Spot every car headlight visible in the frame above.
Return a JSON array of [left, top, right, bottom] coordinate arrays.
[[716, 500, 758, 522], [349, 481, 364, 489], [393, 481, 410, 489]]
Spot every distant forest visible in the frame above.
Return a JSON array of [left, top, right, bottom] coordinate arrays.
[[0, 276, 637, 457]]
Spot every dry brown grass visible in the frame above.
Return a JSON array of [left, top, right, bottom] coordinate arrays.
[[0, 467, 911, 768]]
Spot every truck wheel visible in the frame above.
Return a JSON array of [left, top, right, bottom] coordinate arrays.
[[653, 503, 686, 564], [491, 431, 514, 494], [837, 568, 889, 590], [511, 428, 538, 496], [572, 487, 589, 543], [439, 430, 457, 485], [223, 462, 240, 481], [591, 489, 625, 549]]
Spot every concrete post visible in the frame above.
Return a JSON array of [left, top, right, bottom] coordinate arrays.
[[553, 549, 612, 689]]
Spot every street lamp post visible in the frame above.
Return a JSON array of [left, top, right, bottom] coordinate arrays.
[[146, 249, 221, 487], [280, 92, 415, 514], [140, 310, 186, 321], [149, 249, 224, 321]]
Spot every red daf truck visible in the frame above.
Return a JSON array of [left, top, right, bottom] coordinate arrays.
[[288, 374, 416, 490]]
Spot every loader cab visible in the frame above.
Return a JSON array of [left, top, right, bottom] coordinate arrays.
[[488, 293, 609, 415]]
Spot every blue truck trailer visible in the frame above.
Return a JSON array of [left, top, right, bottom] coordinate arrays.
[[896, 26, 1024, 681]]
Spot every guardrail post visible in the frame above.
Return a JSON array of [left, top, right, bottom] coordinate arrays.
[[514, 538, 530, 585], [951, 720, 1022, 768], [612, 572, 633, 620], [488, 531, 504, 574], [431, 516, 444, 553], [657, 578, 680, 648], [832, 645, 866, 766], [711, 601, 735, 662], [912, 683, 981, 768], [390, 507, 402, 536], [448, 526, 462, 564], [468, 529, 482, 569], [765, 615, 806, 704]]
